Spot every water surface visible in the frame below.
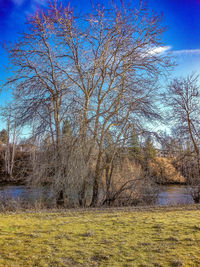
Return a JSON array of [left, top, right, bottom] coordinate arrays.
[[0, 184, 195, 206], [157, 185, 194, 205]]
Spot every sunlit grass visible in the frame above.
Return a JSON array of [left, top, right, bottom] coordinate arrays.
[[0, 206, 200, 266]]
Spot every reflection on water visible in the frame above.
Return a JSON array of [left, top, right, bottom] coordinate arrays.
[[157, 185, 194, 205], [0, 185, 51, 204], [0, 184, 195, 206]]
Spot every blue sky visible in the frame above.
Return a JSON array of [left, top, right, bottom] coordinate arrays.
[[0, 0, 200, 131], [1, 0, 200, 78]]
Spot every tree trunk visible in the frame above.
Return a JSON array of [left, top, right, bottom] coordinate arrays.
[[91, 153, 102, 206]]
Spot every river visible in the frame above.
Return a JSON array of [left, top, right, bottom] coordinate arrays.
[[0, 184, 195, 206], [157, 185, 194, 205]]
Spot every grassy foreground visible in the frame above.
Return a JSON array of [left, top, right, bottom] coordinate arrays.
[[0, 206, 200, 266]]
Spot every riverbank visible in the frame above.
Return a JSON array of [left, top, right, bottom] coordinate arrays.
[[0, 205, 200, 266], [0, 176, 26, 186], [0, 155, 186, 187]]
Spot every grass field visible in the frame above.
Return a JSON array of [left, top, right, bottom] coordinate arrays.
[[0, 206, 200, 266]]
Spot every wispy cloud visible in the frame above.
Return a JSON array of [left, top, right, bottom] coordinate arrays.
[[148, 47, 200, 56], [27, 0, 48, 15], [172, 49, 200, 55], [11, 0, 48, 6], [10, 0, 48, 11], [31, 0, 48, 8], [12, 0, 24, 6], [147, 46, 172, 55], [0, 0, 49, 40], [149, 47, 200, 56]]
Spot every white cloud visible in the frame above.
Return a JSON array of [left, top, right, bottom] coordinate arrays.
[[172, 49, 200, 55], [147, 47, 200, 57], [147, 46, 172, 55]]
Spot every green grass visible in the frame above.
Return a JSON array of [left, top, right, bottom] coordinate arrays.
[[0, 206, 200, 266]]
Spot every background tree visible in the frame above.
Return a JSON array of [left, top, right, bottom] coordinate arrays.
[[165, 74, 200, 202], [129, 127, 142, 161], [0, 107, 18, 178], [144, 137, 157, 161], [62, 119, 72, 140], [165, 75, 200, 163], [0, 129, 8, 144]]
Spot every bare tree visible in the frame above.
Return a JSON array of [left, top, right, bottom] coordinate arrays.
[[52, 1, 171, 205], [0, 107, 19, 178], [165, 74, 200, 202], [165, 75, 200, 170], [2, 0, 172, 207], [3, 7, 74, 153]]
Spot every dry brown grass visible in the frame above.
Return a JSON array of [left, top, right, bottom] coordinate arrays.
[[151, 157, 185, 184]]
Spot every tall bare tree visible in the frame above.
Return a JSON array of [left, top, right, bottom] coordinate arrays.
[[3, 0, 172, 206], [53, 1, 171, 205], [165, 74, 200, 202], [4, 8, 74, 153], [165, 75, 200, 171], [0, 107, 19, 178]]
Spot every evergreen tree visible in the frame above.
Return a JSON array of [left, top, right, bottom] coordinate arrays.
[[129, 129, 142, 160], [43, 133, 51, 147], [62, 120, 72, 138], [0, 129, 8, 144], [144, 136, 157, 161]]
